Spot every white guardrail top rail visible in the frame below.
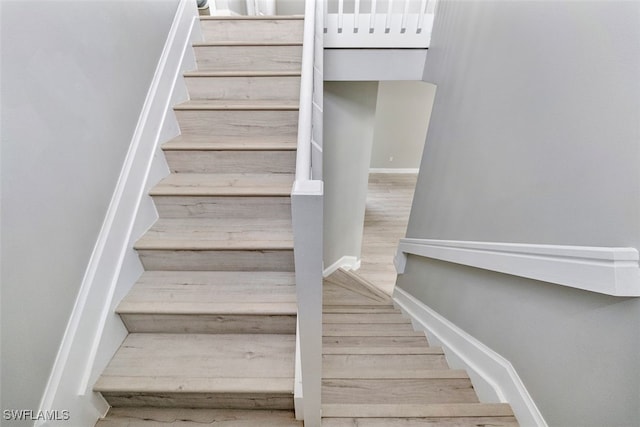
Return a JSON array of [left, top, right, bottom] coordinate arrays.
[[324, 0, 436, 48], [291, 0, 324, 426]]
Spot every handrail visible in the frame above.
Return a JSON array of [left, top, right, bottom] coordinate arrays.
[[291, 0, 324, 426]]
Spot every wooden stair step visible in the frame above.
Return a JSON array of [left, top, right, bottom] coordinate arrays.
[[137, 248, 294, 272], [193, 44, 302, 72], [134, 218, 293, 251], [323, 354, 451, 378], [95, 333, 295, 409], [184, 73, 301, 101], [163, 150, 296, 174], [322, 417, 519, 427], [199, 16, 303, 44], [322, 378, 479, 404], [152, 195, 291, 220], [323, 322, 423, 337], [162, 135, 297, 151], [150, 173, 294, 197], [175, 107, 298, 140], [323, 312, 411, 324], [184, 71, 301, 77], [321, 403, 515, 418], [97, 407, 302, 426], [323, 269, 392, 306], [322, 305, 398, 314], [193, 41, 302, 47], [173, 99, 299, 110], [117, 271, 296, 334], [323, 336, 437, 355]]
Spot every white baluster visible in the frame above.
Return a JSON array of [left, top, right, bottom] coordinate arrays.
[[370, 0, 377, 33], [385, 0, 393, 33], [401, 0, 410, 33], [354, 0, 360, 33], [417, 0, 428, 33], [338, 0, 344, 33]]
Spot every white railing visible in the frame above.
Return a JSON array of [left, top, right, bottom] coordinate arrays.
[[291, 0, 324, 426], [324, 0, 436, 47]]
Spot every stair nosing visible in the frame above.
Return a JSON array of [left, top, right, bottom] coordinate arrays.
[[193, 41, 303, 47], [184, 71, 301, 77], [199, 15, 304, 20]]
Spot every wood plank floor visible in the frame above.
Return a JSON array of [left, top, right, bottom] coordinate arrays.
[[357, 173, 418, 295]]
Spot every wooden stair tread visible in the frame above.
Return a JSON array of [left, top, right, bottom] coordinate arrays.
[[150, 173, 294, 197], [97, 408, 302, 426], [200, 15, 304, 20], [162, 138, 297, 151], [323, 354, 451, 378], [323, 336, 438, 355], [174, 99, 299, 111], [184, 71, 301, 77], [95, 333, 295, 394], [193, 41, 302, 47], [323, 313, 411, 324], [322, 378, 479, 404], [322, 417, 519, 426], [321, 403, 515, 418], [118, 271, 296, 315], [323, 322, 424, 337], [323, 269, 392, 306], [134, 218, 293, 251]]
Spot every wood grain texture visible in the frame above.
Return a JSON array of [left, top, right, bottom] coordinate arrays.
[[138, 249, 295, 272], [135, 218, 293, 251], [100, 392, 293, 410], [150, 173, 294, 197], [323, 313, 411, 324], [321, 416, 519, 426], [152, 196, 291, 220], [321, 403, 515, 418], [200, 18, 303, 43], [120, 313, 296, 334], [95, 333, 295, 392], [162, 135, 297, 151], [175, 110, 298, 139], [322, 323, 424, 337], [323, 379, 479, 404], [323, 355, 450, 378], [185, 75, 301, 101], [164, 150, 296, 174], [323, 336, 437, 355], [97, 408, 303, 426], [194, 45, 302, 72]]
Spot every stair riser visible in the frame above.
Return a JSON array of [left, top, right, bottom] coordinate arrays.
[[194, 45, 302, 72], [175, 110, 298, 139], [101, 392, 294, 410], [200, 19, 303, 43], [163, 150, 296, 174], [185, 76, 301, 101], [153, 196, 292, 220], [120, 313, 296, 334], [138, 250, 295, 272]]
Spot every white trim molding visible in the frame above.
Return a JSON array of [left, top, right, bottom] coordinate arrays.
[[323, 256, 361, 277], [35, 2, 200, 426], [394, 287, 548, 427], [395, 238, 640, 297]]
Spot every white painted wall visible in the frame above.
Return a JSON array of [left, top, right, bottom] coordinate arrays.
[[370, 81, 435, 169], [399, 1, 640, 426], [323, 82, 378, 268], [0, 1, 179, 424]]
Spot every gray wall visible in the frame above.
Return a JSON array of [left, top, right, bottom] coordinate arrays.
[[370, 81, 435, 169], [399, 1, 640, 426], [0, 0, 178, 423], [323, 82, 378, 267]]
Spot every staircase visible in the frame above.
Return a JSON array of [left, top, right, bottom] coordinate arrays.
[[321, 269, 519, 426], [94, 15, 305, 426]]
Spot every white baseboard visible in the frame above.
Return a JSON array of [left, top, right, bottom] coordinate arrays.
[[323, 256, 361, 277], [393, 287, 547, 427], [35, 2, 200, 426], [369, 168, 419, 174]]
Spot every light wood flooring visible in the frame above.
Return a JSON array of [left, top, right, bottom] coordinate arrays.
[[357, 173, 418, 295]]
